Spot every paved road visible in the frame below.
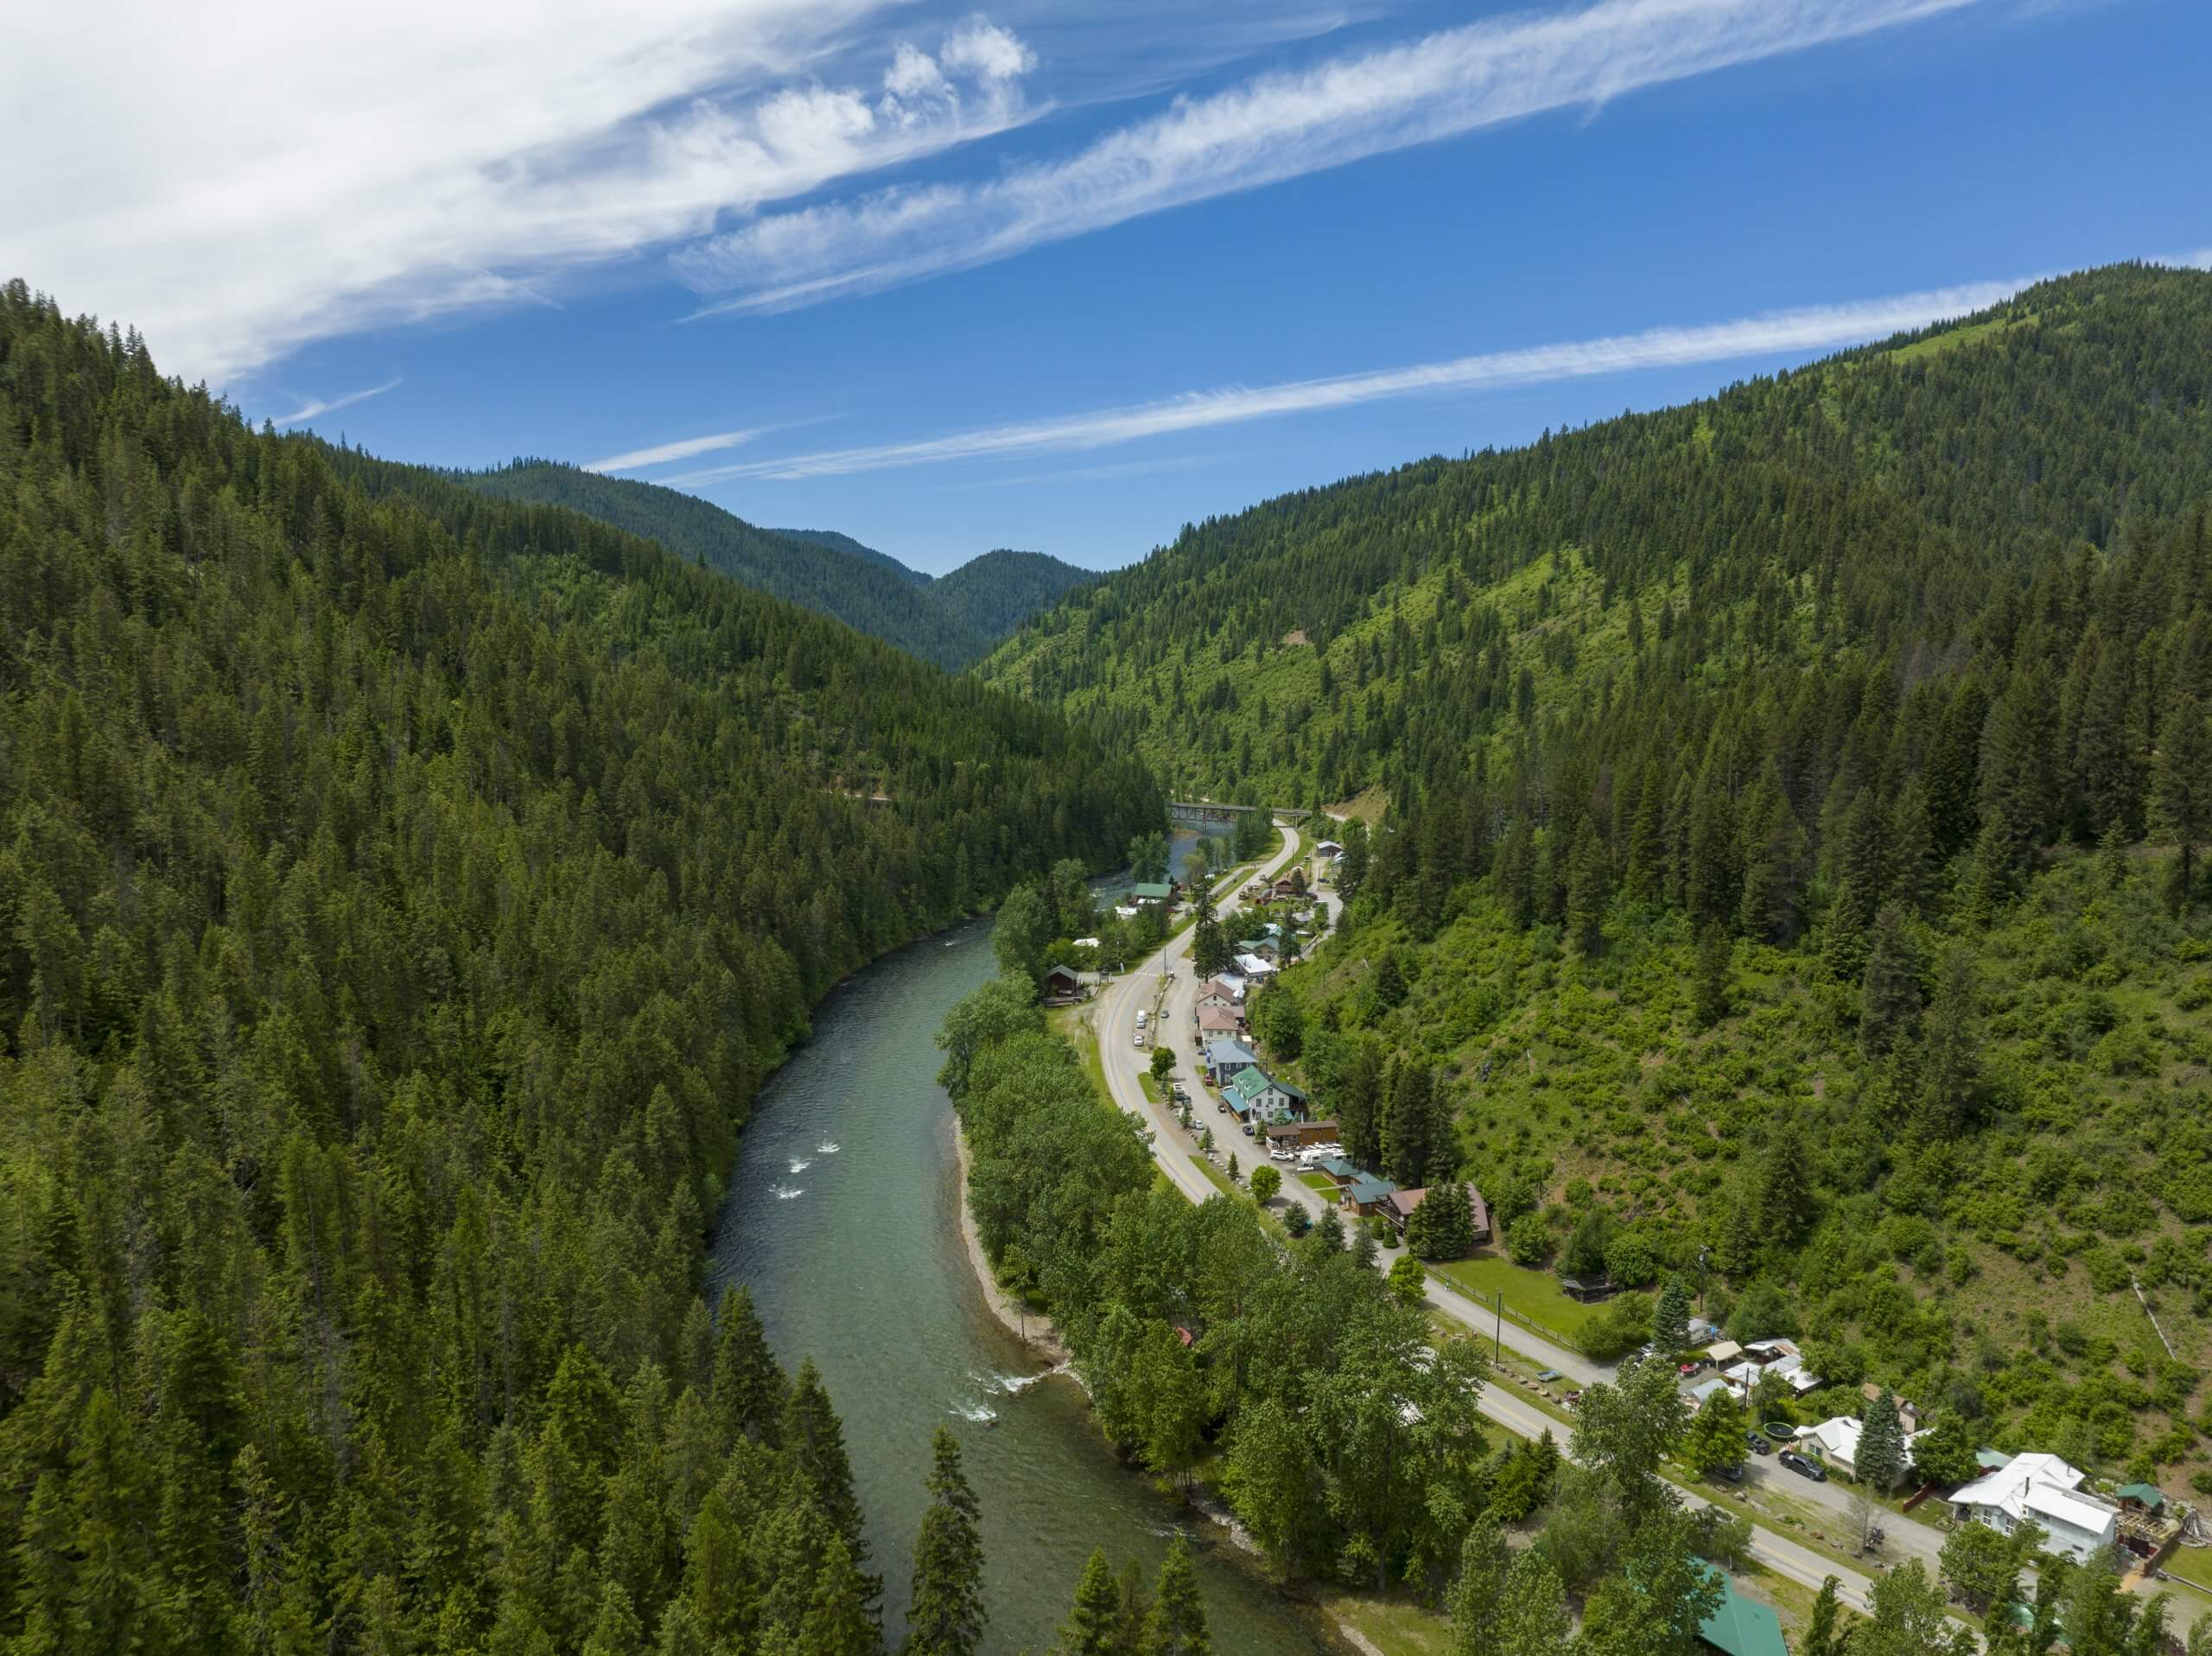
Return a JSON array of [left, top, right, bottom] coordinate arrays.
[[1096, 828, 1605, 1384], [1087, 819, 1986, 1635]]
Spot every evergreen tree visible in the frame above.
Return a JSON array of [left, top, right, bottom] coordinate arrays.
[[785, 1360, 880, 1617], [1692, 925, 1732, 1028], [1384, 1063, 1441, 1189], [1566, 818, 1611, 956], [1139, 1538, 1211, 1656], [712, 1286, 788, 1448], [1058, 1550, 1125, 1656], [1446, 1514, 1513, 1655], [1917, 949, 1986, 1138], [1802, 1577, 1853, 1656], [1858, 1389, 1907, 1490], [905, 1429, 985, 1656], [1650, 1276, 1693, 1357], [1859, 902, 1923, 1058], [2152, 688, 2212, 912]]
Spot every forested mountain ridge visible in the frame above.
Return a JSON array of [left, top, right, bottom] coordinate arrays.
[[982, 262, 2212, 806], [932, 548, 1097, 645], [766, 526, 931, 586], [997, 262, 2212, 1493], [0, 282, 1160, 1650], [467, 460, 1090, 667]]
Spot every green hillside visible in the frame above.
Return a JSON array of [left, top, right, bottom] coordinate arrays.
[[932, 548, 1096, 644], [766, 525, 931, 586], [464, 459, 987, 664], [463, 463, 1089, 668], [0, 282, 1160, 1649], [994, 263, 2212, 1489]]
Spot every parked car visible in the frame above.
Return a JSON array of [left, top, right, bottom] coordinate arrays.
[[1133, 1032, 1145, 1049], [1709, 1462, 1745, 1485], [1240, 1122, 1255, 1137], [1745, 1431, 1770, 1456], [1217, 1101, 1230, 1114], [1778, 1450, 1827, 1482], [1171, 1085, 1190, 1103]]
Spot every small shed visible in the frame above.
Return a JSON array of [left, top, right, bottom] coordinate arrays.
[[1704, 1340, 1745, 1367], [2114, 1482, 2166, 1516], [1042, 963, 1085, 1002], [1560, 1276, 1617, 1304]]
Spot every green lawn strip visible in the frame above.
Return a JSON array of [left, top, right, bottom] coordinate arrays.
[[1300, 1171, 1338, 1192], [1319, 1594, 1454, 1656], [2159, 1544, 2212, 1596], [1429, 1252, 1599, 1345]]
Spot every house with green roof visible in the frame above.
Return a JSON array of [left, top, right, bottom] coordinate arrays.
[[1695, 1565, 1786, 1656], [1222, 1065, 1308, 1123], [1131, 881, 1174, 903]]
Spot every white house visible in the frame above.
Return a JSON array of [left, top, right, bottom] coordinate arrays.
[[1949, 1454, 2118, 1564], [1236, 953, 1278, 977], [1802, 1416, 1922, 1484]]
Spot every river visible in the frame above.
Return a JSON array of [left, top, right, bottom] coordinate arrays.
[[706, 872, 1333, 1653]]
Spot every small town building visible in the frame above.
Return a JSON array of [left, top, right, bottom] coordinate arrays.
[[1131, 881, 1174, 904], [1694, 1565, 1788, 1656], [1344, 1173, 1398, 1215], [1313, 1154, 1359, 1186], [1196, 1005, 1244, 1037], [1195, 977, 1245, 1010], [1379, 1182, 1492, 1244], [1223, 1065, 1308, 1124], [1314, 840, 1344, 858], [1236, 936, 1280, 963], [1948, 1453, 2118, 1564], [1265, 1119, 1339, 1149], [1235, 953, 1278, 977], [1041, 963, 1085, 1004], [1203, 1037, 1257, 1081], [1802, 1416, 1917, 1485], [1559, 1276, 1616, 1304]]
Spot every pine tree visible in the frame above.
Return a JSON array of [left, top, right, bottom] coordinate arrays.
[[1802, 1577, 1853, 1656], [1859, 1389, 1907, 1489], [1494, 817, 1538, 930], [1624, 764, 1669, 905], [1859, 902, 1923, 1058], [1058, 1550, 1124, 1656], [1384, 1063, 1439, 1189], [1917, 949, 1986, 1138], [1738, 767, 1809, 942], [1565, 818, 1610, 956], [1692, 925, 1731, 1028], [712, 1286, 788, 1448], [1651, 1276, 1693, 1357], [785, 1360, 880, 1615], [2152, 688, 2212, 913], [1140, 1536, 1210, 1656], [905, 1429, 985, 1656], [1980, 664, 2059, 878]]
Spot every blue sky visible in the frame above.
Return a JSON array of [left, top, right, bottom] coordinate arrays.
[[10, 0, 2209, 574]]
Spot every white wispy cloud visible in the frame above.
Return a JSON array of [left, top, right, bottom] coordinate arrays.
[[3, 3, 1039, 383], [273, 376, 404, 427], [587, 428, 767, 472], [669, 273, 2034, 481], [678, 0, 1981, 315]]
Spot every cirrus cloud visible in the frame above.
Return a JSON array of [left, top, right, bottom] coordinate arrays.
[[2, 2, 1039, 384]]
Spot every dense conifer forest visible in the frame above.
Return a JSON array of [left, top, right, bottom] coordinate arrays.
[[989, 263, 2212, 1492], [0, 282, 1160, 1652], [466, 462, 1090, 669]]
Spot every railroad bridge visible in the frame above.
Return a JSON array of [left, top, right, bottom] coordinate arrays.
[[1168, 801, 1311, 828]]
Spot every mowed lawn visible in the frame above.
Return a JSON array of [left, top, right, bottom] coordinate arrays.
[[1431, 1251, 1600, 1342]]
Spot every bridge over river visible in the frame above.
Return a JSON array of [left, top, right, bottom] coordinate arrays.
[[1168, 800, 1311, 828]]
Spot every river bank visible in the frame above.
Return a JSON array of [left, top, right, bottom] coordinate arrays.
[[952, 1118, 1072, 1364]]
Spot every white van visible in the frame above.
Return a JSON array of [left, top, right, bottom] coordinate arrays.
[[1135, 1008, 1148, 1028]]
